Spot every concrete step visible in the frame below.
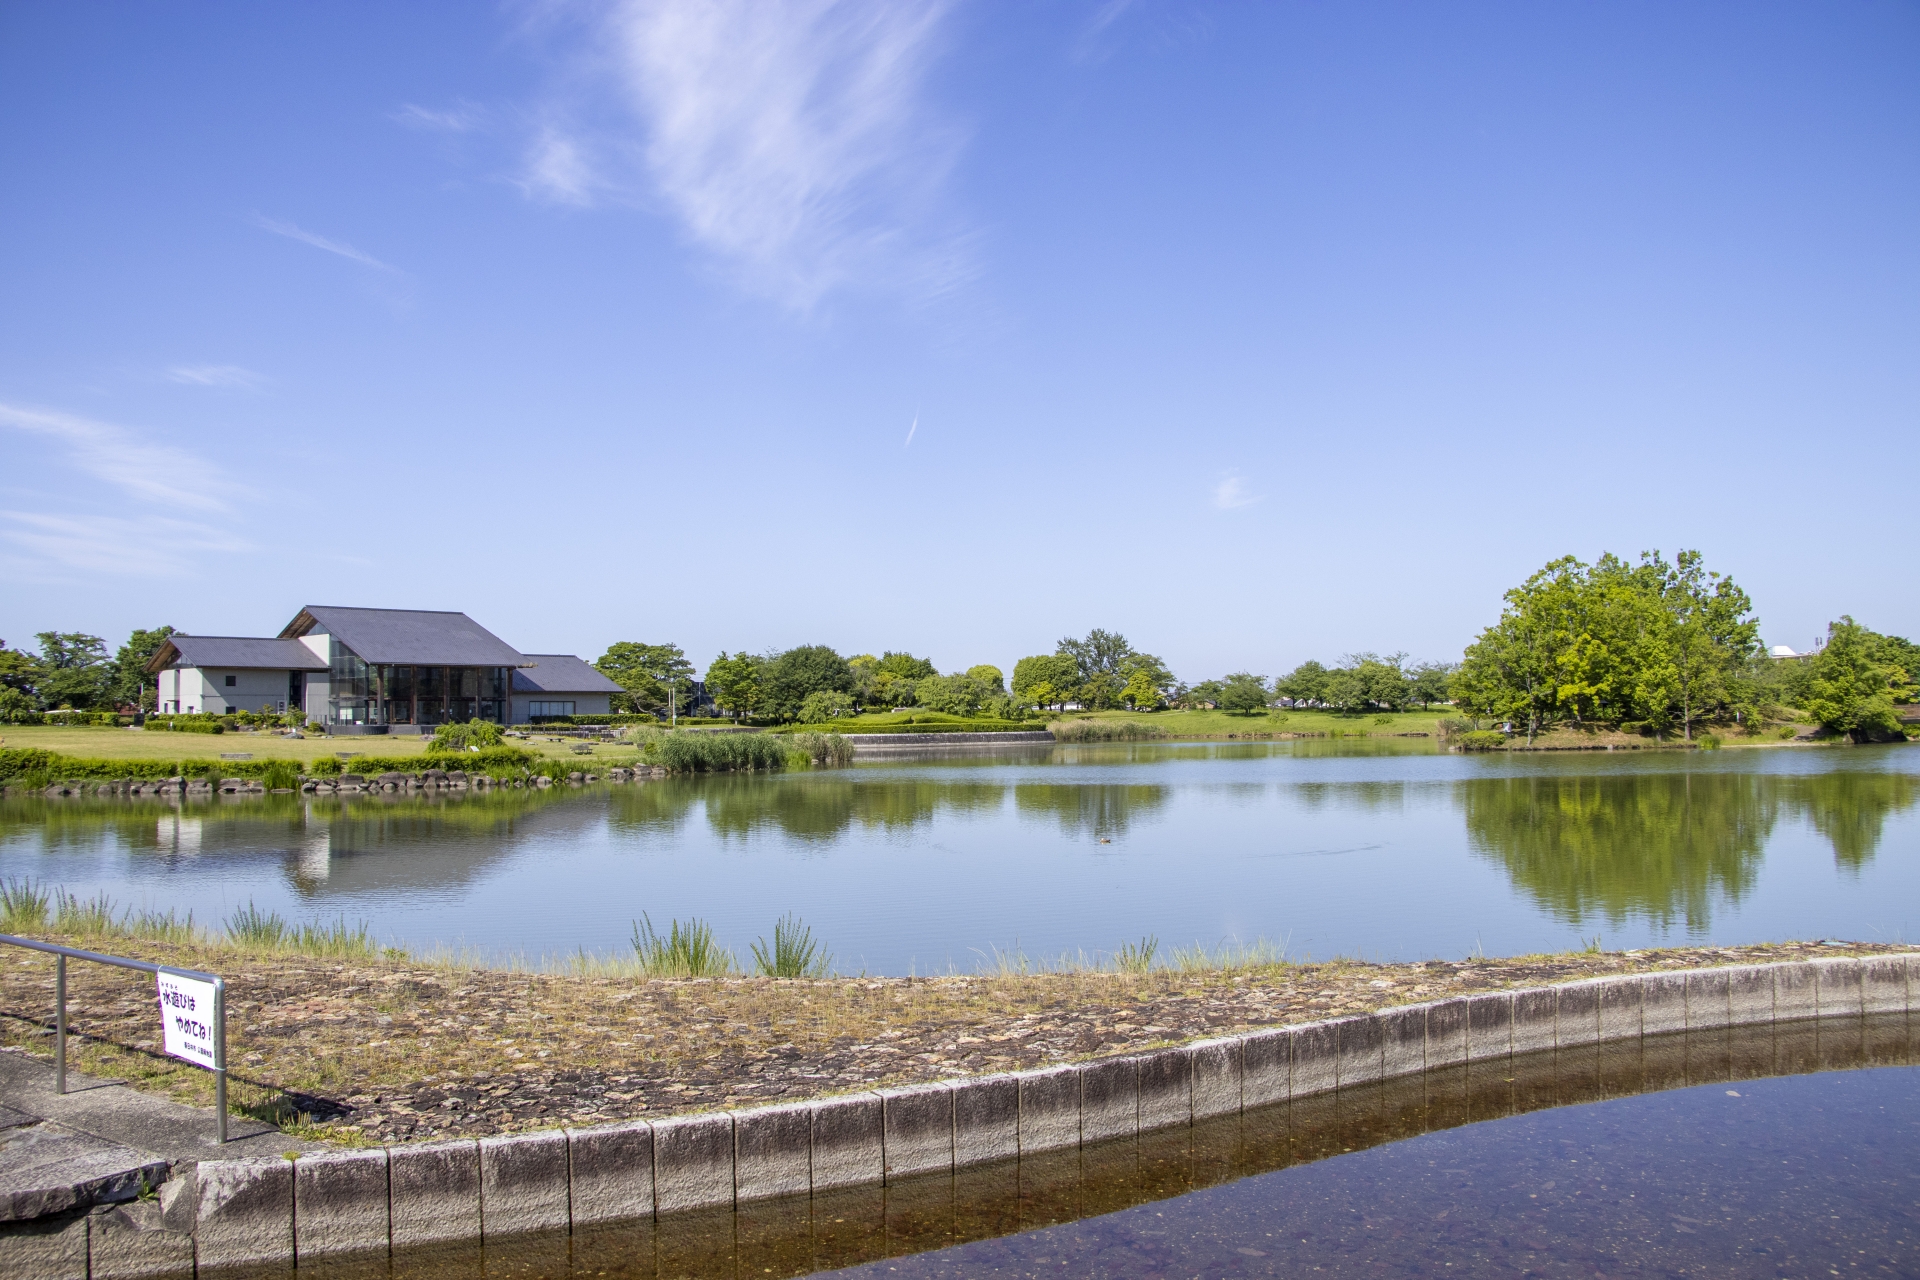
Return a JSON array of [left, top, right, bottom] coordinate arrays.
[[0, 1122, 169, 1222]]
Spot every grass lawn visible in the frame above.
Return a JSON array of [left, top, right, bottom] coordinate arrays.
[[1065, 707, 1451, 737]]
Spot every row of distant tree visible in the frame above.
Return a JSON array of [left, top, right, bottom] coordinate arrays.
[[0, 628, 176, 718], [593, 643, 1017, 723]]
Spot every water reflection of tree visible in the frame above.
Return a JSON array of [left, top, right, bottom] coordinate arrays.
[[1014, 783, 1170, 840], [1460, 767, 1920, 930], [1460, 773, 1777, 932], [1289, 781, 1412, 814], [1784, 771, 1920, 872]]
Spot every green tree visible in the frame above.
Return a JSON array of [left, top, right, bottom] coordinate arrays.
[[703, 651, 765, 722], [965, 664, 1006, 693], [797, 689, 854, 722], [1348, 652, 1410, 711], [1057, 628, 1135, 709], [1275, 660, 1330, 706], [111, 626, 176, 711], [1637, 550, 1762, 741], [1218, 672, 1270, 715], [0, 640, 40, 714], [764, 645, 854, 721], [1802, 617, 1901, 740], [33, 632, 111, 710], [1407, 661, 1456, 708], [1121, 667, 1163, 710], [1012, 654, 1080, 711], [595, 642, 696, 716]]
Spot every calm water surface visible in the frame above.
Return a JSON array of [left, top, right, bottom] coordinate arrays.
[[2, 740, 1916, 971]]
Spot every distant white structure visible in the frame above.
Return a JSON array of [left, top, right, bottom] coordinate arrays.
[[1770, 645, 1800, 658]]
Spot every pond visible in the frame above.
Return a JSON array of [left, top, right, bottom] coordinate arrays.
[[1, 741, 1916, 972]]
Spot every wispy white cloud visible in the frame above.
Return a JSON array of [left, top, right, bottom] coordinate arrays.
[[249, 214, 400, 273], [0, 512, 247, 579], [531, 0, 967, 307], [167, 365, 267, 389], [394, 101, 485, 132], [0, 402, 234, 512], [519, 128, 600, 205], [1213, 475, 1261, 510]]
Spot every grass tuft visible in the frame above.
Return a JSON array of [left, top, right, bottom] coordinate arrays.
[[1048, 719, 1169, 742], [54, 890, 122, 936], [632, 913, 734, 977], [751, 913, 832, 978], [1114, 935, 1158, 973], [226, 901, 289, 947], [0, 877, 51, 932]]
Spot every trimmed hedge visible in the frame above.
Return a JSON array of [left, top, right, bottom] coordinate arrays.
[[0, 745, 540, 785], [522, 714, 659, 727], [770, 718, 1034, 735]]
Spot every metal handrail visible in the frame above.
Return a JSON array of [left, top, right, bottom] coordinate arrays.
[[0, 933, 227, 1142]]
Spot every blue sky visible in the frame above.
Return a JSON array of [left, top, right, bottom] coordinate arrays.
[[2, 1, 1915, 681]]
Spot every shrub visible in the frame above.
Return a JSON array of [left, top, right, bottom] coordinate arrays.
[[632, 914, 733, 977], [149, 715, 224, 734], [790, 731, 855, 767], [427, 720, 505, 753], [1049, 719, 1169, 742], [1697, 733, 1722, 750], [750, 913, 831, 978], [796, 690, 855, 723], [309, 756, 344, 776], [261, 761, 300, 790], [1455, 730, 1508, 751]]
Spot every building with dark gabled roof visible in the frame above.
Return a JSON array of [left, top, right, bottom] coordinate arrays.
[[147, 606, 620, 732]]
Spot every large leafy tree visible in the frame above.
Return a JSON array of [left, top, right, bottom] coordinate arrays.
[[0, 640, 38, 717], [1056, 628, 1135, 709], [111, 626, 176, 711], [1012, 654, 1080, 711], [34, 632, 111, 710], [1802, 617, 1901, 740], [764, 645, 854, 721], [1275, 660, 1330, 706], [1407, 661, 1457, 709], [594, 642, 696, 716], [703, 651, 765, 721], [1218, 672, 1270, 714]]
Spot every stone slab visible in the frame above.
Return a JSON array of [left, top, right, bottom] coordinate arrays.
[[1642, 971, 1689, 1035], [0, 1208, 88, 1280], [1465, 992, 1513, 1061], [1336, 1014, 1385, 1087], [1239, 1029, 1291, 1109], [1512, 987, 1557, 1055], [86, 1198, 196, 1279], [481, 1129, 570, 1237], [1556, 980, 1601, 1048], [1379, 1004, 1426, 1079], [1596, 974, 1644, 1041], [193, 1158, 293, 1269], [1017, 1065, 1082, 1154], [1685, 968, 1731, 1030], [1728, 964, 1776, 1025], [566, 1120, 654, 1227], [388, 1138, 479, 1248], [651, 1113, 734, 1215], [731, 1104, 811, 1203], [811, 1093, 883, 1191], [1775, 961, 1818, 1020], [0, 1123, 169, 1222], [1187, 1039, 1242, 1120], [1814, 957, 1864, 1018], [1426, 998, 1469, 1068], [1290, 1021, 1339, 1098], [951, 1075, 1018, 1168], [879, 1083, 953, 1181], [1862, 955, 1910, 1015], [1079, 1057, 1139, 1144], [293, 1148, 390, 1259], [1137, 1046, 1192, 1133]]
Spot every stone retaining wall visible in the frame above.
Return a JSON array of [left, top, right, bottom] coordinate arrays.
[[848, 732, 1055, 751], [38, 953, 1920, 1277]]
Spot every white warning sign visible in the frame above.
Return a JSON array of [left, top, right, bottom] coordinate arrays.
[[156, 971, 219, 1068]]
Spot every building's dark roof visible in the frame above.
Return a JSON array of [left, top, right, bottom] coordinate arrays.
[[148, 635, 329, 674], [512, 655, 625, 695], [280, 607, 528, 667]]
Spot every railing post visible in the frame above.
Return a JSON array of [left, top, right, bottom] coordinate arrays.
[[54, 953, 66, 1095], [213, 976, 228, 1144]]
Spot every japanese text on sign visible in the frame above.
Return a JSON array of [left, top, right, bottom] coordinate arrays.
[[155, 971, 218, 1068]]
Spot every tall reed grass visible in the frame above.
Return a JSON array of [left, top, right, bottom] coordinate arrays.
[[655, 732, 789, 773], [1048, 719, 1170, 742], [789, 732, 855, 767]]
